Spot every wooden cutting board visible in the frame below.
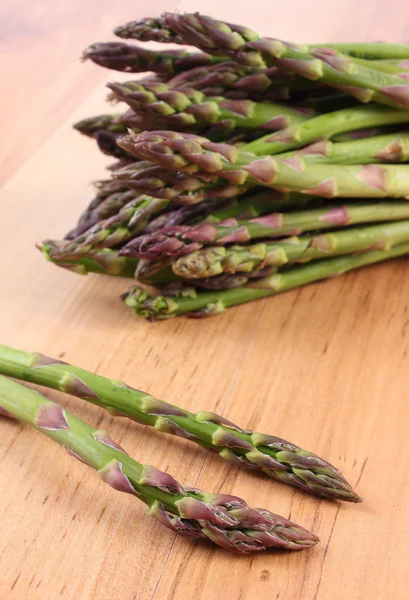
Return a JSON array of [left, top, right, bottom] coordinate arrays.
[[1, 2, 408, 599]]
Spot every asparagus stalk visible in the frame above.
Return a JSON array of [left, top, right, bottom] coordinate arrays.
[[121, 130, 409, 199], [275, 133, 409, 165], [0, 344, 360, 502], [117, 15, 409, 61], [137, 190, 322, 235], [120, 108, 260, 143], [108, 80, 311, 131], [120, 109, 185, 134], [169, 65, 339, 104], [113, 160, 241, 203], [118, 202, 409, 260], [82, 42, 223, 75], [352, 57, 409, 75], [124, 242, 409, 318], [64, 179, 132, 241], [38, 244, 138, 278], [73, 114, 126, 137], [0, 375, 318, 554], [48, 195, 170, 260], [164, 14, 409, 108], [242, 105, 409, 156], [168, 62, 329, 98], [73, 114, 127, 137], [73, 114, 130, 159], [320, 44, 409, 61], [135, 191, 327, 283], [114, 17, 186, 44], [141, 198, 228, 233], [172, 219, 409, 278], [66, 189, 138, 239]]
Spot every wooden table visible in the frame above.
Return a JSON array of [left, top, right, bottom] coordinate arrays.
[[1, 2, 408, 598]]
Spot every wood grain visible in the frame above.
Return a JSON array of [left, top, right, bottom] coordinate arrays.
[[1, 2, 409, 599]]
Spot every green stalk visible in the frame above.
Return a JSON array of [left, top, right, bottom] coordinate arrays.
[[108, 80, 311, 131], [0, 345, 360, 502], [38, 244, 138, 278], [47, 195, 170, 260], [275, 133, 409, 165], [124, 243, 409, 318], [164, 14, 409, 108], [242, 105, 409, 156], [172, 219, 409, 278], [352, 57, 409, 74], [0, 376, 318, 553], [120, 202, 409, 260], [117, 16, 409, 62], [123, 131, 409, 199], [82, 41, 223, 74], [321, 44, 409, 60], [66, 189, 138, 240]]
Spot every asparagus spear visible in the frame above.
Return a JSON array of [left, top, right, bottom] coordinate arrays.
[[108, 80, 311, 131], [168, 61, 328, 97], [118, 202, 409, 260], [172, 219, 409, 278], [121, 131, 409, 199], [120, 107, 261, 143], [319, 44, 409, 61], [124, 242, 409, 319], [66, 189, 138, 239], [134, 192, 325, 283], [142, 198, 228, 233], [164, 14, 409, 108], [0, 344, 360, 502], [117, 15, 409, 60], [352, 57, 409, 75], [48, 195, 170, 260], [113, 160, 242, 202], [275, 133, 409, 165], [73, 114, 127, 137], [0, 375, 318, 554], [143, 191, 323, 232], [73, 114, 131, 159], [82, 42, 223, 75], [242, 105, 409, 156], [38, 244, 138, 278], [239, 44, 409, 109], [64, 179, 131, 241], [114, 17, 185, 44]]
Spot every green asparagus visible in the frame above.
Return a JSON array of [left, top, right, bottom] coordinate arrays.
[[118, 15, 409, 61], [83, 41, 223, 74], [164, 14, 409, 108], [49, 195, 170, 260], [275, 133, 409, 165], [172, 219, 409, 277], [38, 244, 138, 278], [0, 375, 318, 553], [118, 202, 409, 259], [242, 105, 409, 156], [121, 130, 409, 199], [0, 344, 360, 502], [108, 80, 312, 131], [124, 242, 409, 318]]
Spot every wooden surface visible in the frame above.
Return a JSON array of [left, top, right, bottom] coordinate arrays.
[[1, 2, 409, 598]]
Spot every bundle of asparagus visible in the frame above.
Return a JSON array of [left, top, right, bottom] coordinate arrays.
[[39, 12, 409, 319]]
